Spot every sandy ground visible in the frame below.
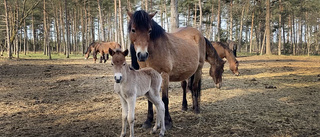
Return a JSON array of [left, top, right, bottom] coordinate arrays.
[[0, 55, 320, 137]]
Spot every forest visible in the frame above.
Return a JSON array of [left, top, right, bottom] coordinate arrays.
[[1, 0, 320, 59]]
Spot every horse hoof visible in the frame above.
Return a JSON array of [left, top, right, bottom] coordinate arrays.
[[193, 107, 200, 114], [159, 133, 164, 137], [165, 121, 173, 130], [141, 121, 152, 129], [181, 106, 188, 111]]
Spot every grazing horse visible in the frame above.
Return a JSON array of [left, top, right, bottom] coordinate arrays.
[[227, 40, 237, 57], [212, 41, 240, 76], [84, 42, 100, 60], [93, 42, 121, 63], [109, 49, 165, 137], [127, 10, 225, 129]]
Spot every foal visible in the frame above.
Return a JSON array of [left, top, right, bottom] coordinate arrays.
[[109, 49, 165, 137]]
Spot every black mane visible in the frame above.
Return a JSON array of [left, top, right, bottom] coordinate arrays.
[[128, 10, 165, 40]]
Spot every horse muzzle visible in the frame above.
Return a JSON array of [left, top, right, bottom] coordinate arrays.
[[114, 74, 122, 83], [137, 52, 149, 62]]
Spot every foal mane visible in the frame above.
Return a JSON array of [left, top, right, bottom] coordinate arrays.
[[205, 38, 225, 66], [128, 10, 166, 40]]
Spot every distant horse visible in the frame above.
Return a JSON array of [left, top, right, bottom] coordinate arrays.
[[212, 41, 240, 76], [127, 10, 225, 129], [92, 42, 121, 63], [227, 40, 237, 57], [109, 49, 165, 137], [84, 42, 100, 60]]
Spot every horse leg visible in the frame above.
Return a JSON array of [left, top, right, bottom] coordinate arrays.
[[190, 69, 202, 114], [105, 54, 109, 63], [127, 96, 136, 137], [181, 80, 188, 111], [142, 101, 154, 129], [99, 53, 103, 63], [161, 73, 173, 129], [119, 96, 128, 137]]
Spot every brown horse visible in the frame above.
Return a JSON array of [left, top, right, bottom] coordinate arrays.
[[227, 40, 237, 57], [212, 41, 240, 76], [127, 10, 225, 129], [92, 42, 121, 63], [84, 42, 100, 60]]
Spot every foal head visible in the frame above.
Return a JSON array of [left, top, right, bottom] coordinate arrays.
[[127, 10, 158, 61], [109, 49, 129, 83]]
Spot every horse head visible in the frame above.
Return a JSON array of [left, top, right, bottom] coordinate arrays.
[[109, 48, 129, 83], [127, 9, 157, 62]]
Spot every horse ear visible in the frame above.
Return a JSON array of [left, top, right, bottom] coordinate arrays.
[[109, 48, 115, 56], [149, 11, 157, 19], [126, 9, 133, 19], [123, 49, 129, 57]]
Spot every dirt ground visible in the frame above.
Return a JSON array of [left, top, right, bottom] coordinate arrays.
[[1, 55, 320, 137]]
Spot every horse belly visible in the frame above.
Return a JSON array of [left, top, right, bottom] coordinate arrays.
[[169, 48, 199, 81]]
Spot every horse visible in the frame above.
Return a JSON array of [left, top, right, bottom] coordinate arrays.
[[212, 41, 240, 76], [92, 42, 121, 63], [227, 40, 237, 57], [109, 48, 166, 137], [127, 10, 225, 129], [84, 42, 100, 60]]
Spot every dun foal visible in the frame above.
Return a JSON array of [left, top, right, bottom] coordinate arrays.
[[109, 49, 165, 137]]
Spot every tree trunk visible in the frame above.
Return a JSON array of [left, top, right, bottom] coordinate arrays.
[[249, 11, 254, 53], [170, 0, 178, 32], [193, 2, 197, 28], [229, 0, 233, 40], [4, 0, 12, 59], [98, 0, 105, 41], [238, 5, 245, 52], [32, 11, 35, 53], [114, 0, 118, 42], [119, 0, 125, 50], [198, 0, 202, 32], [65, 0, 70, 58], [217, 0, 221, 41], [265, 0, 271, 55], [292, 14, 296, 55], [260, 28, 267, 55], [209, 3, 214, 40], [278, 0, 282, 55]]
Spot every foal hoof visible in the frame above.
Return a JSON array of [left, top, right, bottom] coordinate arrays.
[[141, 121, 152, 129]]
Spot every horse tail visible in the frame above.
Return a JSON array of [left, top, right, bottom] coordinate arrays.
[[130, 43, 140, 70]]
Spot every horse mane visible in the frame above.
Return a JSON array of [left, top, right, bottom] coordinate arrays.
[[205, 38, 224, 66], [85, 42, 96, 54], [128, 10, 166, 40]]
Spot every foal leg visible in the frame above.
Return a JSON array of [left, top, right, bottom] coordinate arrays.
[[127, 96, 137, 137], [119, 96, 128, 137], [146, 91, 165, 137], [105, 54, 109, 63]]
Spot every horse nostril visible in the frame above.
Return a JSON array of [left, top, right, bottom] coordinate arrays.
[[145, 52, 149, 58], [137, 52, 141, 58]]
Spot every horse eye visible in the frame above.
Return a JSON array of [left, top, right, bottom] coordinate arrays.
[[123, 63, 126, 66], [148, 29, 152, 34], [131, 29, 135, 33], [111, 62, 114, 66]]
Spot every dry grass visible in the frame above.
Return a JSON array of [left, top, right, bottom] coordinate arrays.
[[0, 55, 319, 137]]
